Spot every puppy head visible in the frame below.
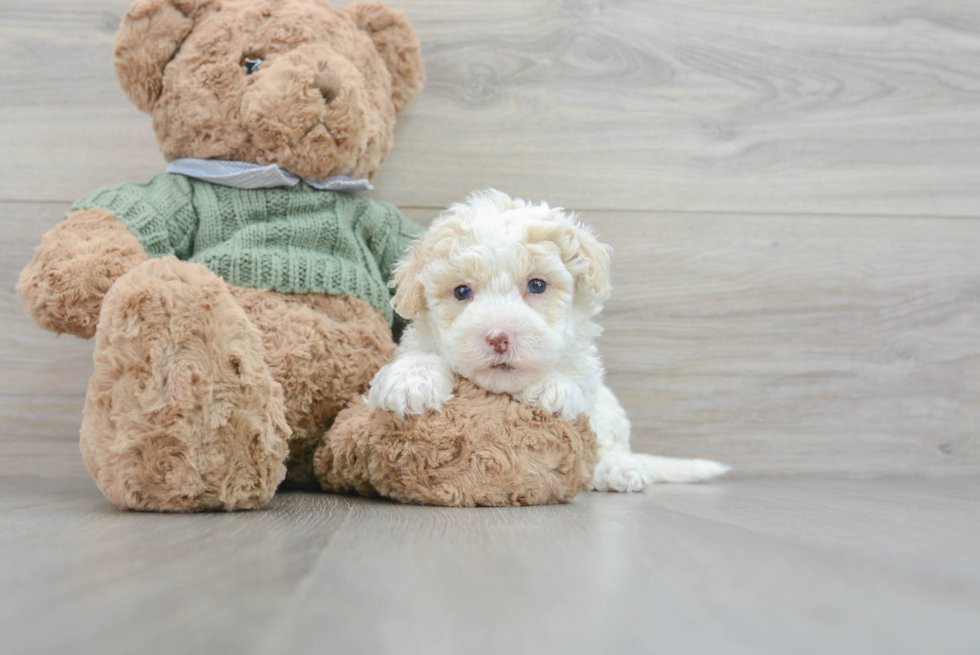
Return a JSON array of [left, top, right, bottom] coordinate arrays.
[[391, 190, 611, 394]]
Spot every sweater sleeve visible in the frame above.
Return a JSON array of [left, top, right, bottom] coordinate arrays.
[[376, 205, 425, 286], [70, 173, 200, 260], [365, 201, 425, 327]]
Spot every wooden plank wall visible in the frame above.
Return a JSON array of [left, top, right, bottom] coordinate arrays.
[[1, 0, 978, 477]]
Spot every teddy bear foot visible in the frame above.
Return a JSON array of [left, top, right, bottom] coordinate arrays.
[[313, 381, 598, 507], [80, 257, 291, 512]]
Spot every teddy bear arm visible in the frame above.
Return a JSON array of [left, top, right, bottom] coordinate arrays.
[[18, 173, 201, 339], [17, 208, 149, 339]]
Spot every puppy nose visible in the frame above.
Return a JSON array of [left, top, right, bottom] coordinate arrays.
[[486, 331, 511, 354], [314, 70, 341, 104]]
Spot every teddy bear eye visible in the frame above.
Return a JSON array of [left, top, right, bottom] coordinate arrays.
[[240, 56, 263, 75], [527, 279, 547, 294], [454, 285, 473, 301]]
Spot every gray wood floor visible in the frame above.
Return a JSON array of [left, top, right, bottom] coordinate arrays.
[[2, 1, 980, 653], [1, 470, 979, 655]]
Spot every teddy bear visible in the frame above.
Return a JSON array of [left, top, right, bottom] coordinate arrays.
[[17, 0, 598, 511]]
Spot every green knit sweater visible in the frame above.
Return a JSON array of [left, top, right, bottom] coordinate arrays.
[[71, 173, 423, 325]]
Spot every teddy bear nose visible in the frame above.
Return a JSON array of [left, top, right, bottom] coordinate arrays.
[[486, 331, 511, 355], [314, 70, 341, 104]]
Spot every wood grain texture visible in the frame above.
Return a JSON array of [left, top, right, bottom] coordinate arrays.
[[588, 211, 980, 476], [5, 203, 979, 477], [1, 473, 978, 655], [2, 0, 980, 215]]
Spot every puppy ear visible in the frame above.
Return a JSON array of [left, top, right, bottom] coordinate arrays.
[[562, 219, 612, 303], [113, 0, 216, 114], [389, 239, 429, 320], [343, 1, 425, 114]]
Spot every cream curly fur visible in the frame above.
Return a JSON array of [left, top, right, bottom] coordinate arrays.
[[369, 190, 730, 492]]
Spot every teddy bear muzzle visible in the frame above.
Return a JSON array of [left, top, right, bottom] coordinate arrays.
[[239, 45, 375, 180]]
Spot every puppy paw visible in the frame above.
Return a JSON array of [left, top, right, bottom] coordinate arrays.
[[517, 373, 586, 420], [592, 453, 654, 493], [368, 355, 455, 417]]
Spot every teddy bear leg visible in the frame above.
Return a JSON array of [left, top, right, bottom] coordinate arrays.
[[312, 384, 600, 507], [17, 208, 149, 338], [228, 290, 396, 488], [81, 257, 291, 512]]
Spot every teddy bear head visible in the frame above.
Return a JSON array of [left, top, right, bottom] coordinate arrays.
[[114, 0, 424, 181]]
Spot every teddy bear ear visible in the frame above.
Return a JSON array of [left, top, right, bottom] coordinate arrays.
[[343, 1, 425, 114], [113, 0, 217, 114]]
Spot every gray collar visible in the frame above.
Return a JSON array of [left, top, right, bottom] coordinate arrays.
[[165, 158, 374, 193]]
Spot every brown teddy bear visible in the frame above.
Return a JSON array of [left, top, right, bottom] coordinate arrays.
[[17, 0, 597, 511]]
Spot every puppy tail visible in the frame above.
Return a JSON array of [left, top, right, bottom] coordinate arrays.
[[633, 454, 731, 483]]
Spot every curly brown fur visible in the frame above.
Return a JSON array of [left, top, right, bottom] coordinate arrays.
[[229, 289, 396, 487], [314, 381, 598, 507], [114, 0, 424, 181], [112, 0, 214, 114], [81, 257, 291, 512], [17, 209, 149, 339]]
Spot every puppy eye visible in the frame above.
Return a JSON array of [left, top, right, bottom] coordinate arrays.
[[527, 279, 547, 294], [241, 56, 263, 74], [454, 285, 473, 301]]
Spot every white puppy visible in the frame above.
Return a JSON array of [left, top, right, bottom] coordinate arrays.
[[369, 190, 729, 492]]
